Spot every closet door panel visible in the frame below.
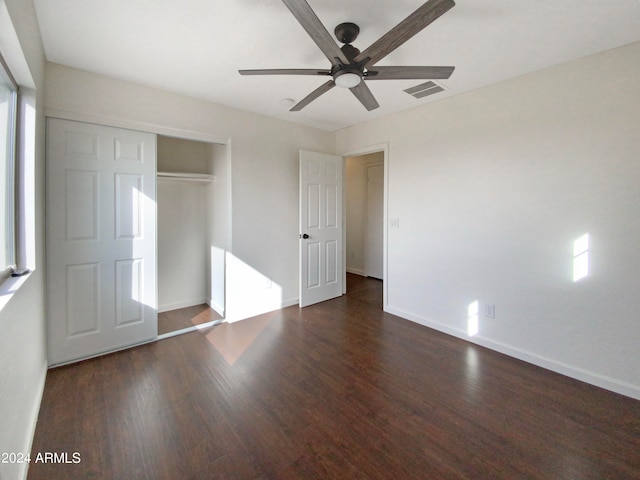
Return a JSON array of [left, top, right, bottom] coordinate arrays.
[[47, 118, 157, 365]]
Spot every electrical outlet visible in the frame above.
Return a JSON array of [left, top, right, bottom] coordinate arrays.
[[483, 304, 495, 318]]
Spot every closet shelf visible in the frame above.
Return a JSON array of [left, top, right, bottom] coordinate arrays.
[[157, 171, 215, 183]]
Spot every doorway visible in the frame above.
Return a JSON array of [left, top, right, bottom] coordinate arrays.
[[344, 149, 386, 305]]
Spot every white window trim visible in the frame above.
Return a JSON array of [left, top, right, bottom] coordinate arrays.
[[0, 2, 37, 310], [0, 52, 18, 282]]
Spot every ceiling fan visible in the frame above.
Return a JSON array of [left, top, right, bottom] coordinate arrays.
[[239, 0, 456, 112]]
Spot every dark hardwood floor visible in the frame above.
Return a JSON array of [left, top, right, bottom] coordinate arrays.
[[158, 304, 223, 336], [29, 274, 640, 479]]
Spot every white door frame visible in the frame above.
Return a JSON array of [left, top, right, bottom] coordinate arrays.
[[340, 142, 389, 310]]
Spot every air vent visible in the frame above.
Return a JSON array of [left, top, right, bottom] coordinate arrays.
[[404, 81, 444, 99]]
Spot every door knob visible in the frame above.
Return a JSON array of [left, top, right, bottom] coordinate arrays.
[[301, 233, 310, 239]]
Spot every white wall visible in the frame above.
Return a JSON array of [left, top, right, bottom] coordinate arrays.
[[0, 1, 47, 479], [44, 63, 336, 321], [336, 41, 640, 400], [157, 180, 208, 311]]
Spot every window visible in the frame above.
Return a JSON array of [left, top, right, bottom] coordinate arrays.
[[0, 53, 18, 281]]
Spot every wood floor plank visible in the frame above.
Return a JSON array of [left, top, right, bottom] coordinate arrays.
[[158, 304, 222, 335], [28, 274, 640, 479]]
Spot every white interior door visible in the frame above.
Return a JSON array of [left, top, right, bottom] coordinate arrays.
[[300, 150, 343, 307], [46, 118, 157, 365], [365, 164, 384, 279]]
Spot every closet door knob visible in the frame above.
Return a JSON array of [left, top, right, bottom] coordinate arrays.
[[301, 233, 310, 239]]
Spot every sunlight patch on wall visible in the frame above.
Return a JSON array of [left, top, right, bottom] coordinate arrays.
[[225, 252, 283, 322], [467, 300, 479, 337], [209, 246, 226, 316], [573, 233, 590, 282]]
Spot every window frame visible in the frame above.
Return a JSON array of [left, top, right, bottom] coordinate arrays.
[[0, 51, 18, 282]]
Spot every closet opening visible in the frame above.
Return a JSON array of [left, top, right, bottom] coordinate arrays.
[[156, 135, 229, 337]]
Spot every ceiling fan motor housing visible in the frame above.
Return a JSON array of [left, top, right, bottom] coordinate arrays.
[[340, 43, 361, 62]]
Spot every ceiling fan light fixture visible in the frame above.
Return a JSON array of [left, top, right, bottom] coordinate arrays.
[[334, 70, 362, 89]]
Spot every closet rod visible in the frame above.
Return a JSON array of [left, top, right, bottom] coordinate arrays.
[[157, 172, 215, 183]]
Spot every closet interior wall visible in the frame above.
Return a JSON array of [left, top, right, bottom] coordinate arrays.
[[157, 135, 226, 316]]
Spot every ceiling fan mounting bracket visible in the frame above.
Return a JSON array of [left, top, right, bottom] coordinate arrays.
[[334, 22, 360, 44]]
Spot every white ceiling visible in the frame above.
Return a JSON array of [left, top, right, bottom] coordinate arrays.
[[33, 0, 640, 131]]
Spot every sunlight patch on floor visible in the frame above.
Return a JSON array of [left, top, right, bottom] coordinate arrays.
[[203, 312, 275, 365]]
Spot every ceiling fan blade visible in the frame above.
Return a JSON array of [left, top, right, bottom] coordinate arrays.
[[281, 0, 349, 66], [290, 80, 336, 111], [354, 0, 455, 66], [349, 82, 380, 111], [239, 69, 331, 76], [366, 65, 454, 80]]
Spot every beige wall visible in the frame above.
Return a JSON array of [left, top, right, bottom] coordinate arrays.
[[0, 1, 47, 479], [337, 41, 640, 399]]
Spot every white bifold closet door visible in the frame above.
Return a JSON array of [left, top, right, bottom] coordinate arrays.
[[46, 118, 157, 365]]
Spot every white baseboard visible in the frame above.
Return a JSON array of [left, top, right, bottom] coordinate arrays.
[[385, 305, 640, 401], [207, 298, 225, 317], [21, 361, 48, 480], [158, 297, 208, 313], [346, 267, 365, 276], [224, 297, 300, 323], [281, 297, 299, 309]]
